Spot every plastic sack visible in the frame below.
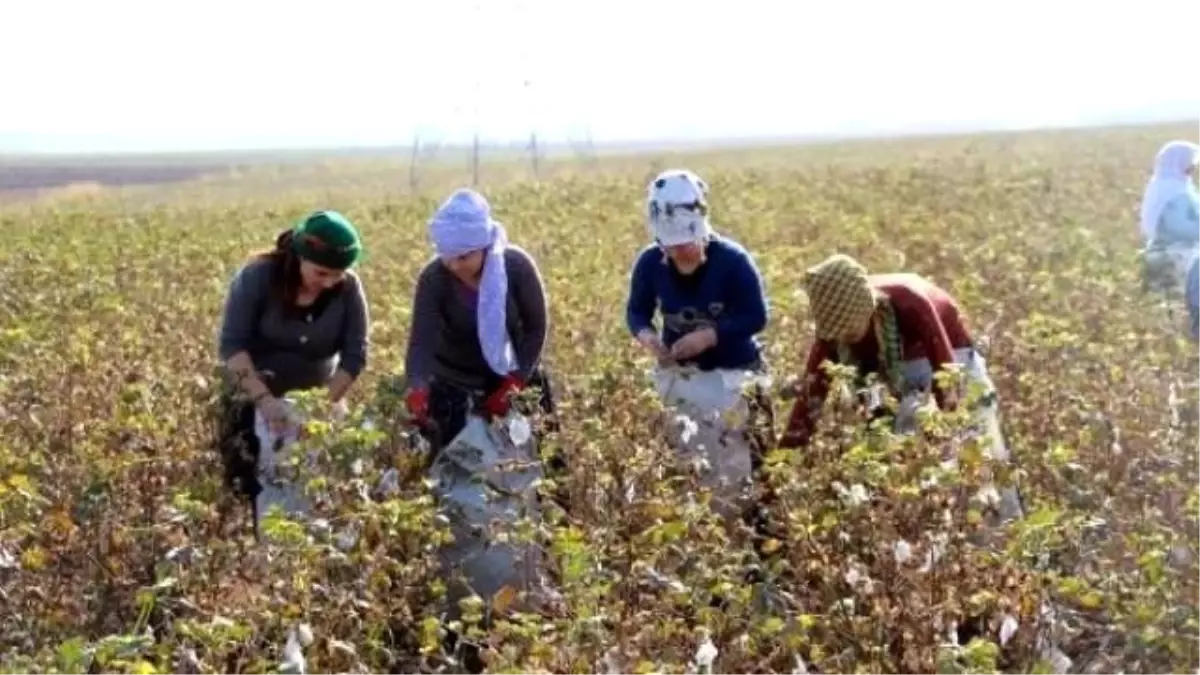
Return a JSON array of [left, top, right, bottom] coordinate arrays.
[[253, 398, 314, 537], [652, 365, 771, 519], [1141, 242, 1199, 296], [897, 348, 1022, 522], [428, 411, 547, 616]]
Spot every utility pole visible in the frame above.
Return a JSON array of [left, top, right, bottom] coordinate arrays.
[[470, 0, 482, 188], [529, 130, 539, 181], [409, 132, 420, 191], [516, 0, 539, 182], [472, 132, 480, 187]]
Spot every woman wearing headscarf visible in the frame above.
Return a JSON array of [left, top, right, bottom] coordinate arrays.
[[1139, 140, 1199, 247], [402, 188, 553, 452], [626, 168, 770, 377], [215, 210, 370, 502], [779, 253, 976, 447], [779, 253, 1022, 521], [625, 168, 776, 525], [1138, 140, 1200, 337], [402, 188, 554, 674]]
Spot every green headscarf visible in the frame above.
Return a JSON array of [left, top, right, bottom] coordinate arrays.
[[290, 210, 363, 270]]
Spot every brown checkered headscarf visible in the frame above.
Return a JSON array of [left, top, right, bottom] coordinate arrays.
[[803, 254, 877, 341]]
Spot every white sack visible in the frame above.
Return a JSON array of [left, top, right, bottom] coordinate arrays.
[[428, 412, 546, 614], [253, 399, 313, 537], [896, 348, 1023, 523], [1143, 242, 1200, 295], [652, 366, 771, 519]]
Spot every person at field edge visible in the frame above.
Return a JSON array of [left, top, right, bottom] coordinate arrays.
[[1138, 140, 1199, 247], [1137, 139, 1200, 339], [401, 187, 556, 455], [625, 168, 776, 472], [215, 210, 370, 503]]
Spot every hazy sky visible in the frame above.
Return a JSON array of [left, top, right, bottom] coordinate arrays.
[[3, 0, 1198, 153]]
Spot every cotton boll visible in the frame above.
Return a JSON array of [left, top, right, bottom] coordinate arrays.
[[508, 413, 532, 446]]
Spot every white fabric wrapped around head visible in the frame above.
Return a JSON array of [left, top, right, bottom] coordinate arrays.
[[646, 169, 712, 246], [1139, 140, 1200, 242]]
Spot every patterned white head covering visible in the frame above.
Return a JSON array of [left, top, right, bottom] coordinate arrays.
[[646, 169, 712, 247]]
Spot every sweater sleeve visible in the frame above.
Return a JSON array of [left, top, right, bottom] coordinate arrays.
[[625, 248, 659, 337], [508, 248, 549, 382], [781, 340, 835, 448], [714, 246, 768, 344], [217, 260, 269, 361], [889, 284, 958, 409], [337, 273, 370, 378], [403, 261, 442, 391]]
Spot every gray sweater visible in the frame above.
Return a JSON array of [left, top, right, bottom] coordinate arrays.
[[404, 246, 548, 392], [218, 257, 370, 396]]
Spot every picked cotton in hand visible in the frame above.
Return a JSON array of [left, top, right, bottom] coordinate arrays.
[[508, 413, 532, 445]]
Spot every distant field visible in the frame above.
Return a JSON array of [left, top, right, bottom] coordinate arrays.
[[0, 121, 1196, 674], [0, 139, 602, 201], [3, 121, 1191, 206]]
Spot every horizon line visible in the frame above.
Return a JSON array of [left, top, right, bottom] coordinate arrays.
[[2, 117, 1196, 163]]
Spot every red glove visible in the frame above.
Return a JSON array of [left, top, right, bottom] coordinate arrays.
[[484, 374, 524, 418], [405, 387, 430, 426]]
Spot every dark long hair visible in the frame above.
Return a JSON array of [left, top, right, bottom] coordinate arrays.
[[248, 229, 304, 306]]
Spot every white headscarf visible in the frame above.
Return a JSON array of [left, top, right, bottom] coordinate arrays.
[[1139, 140, 1200, 242], [646, 169, 712, 246]]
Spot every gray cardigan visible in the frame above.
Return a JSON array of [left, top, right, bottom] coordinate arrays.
[[218, 257, 370, 397], [403, 245, 548, 392]]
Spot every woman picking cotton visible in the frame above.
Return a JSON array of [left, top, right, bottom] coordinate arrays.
[[402, 187, 554, 454], [215, 210, 370, 505], [1138, 139, 1200, 337], [625, 168, 774, 520], [401, 189, 555, 669], [778, 253, 1022, 523]]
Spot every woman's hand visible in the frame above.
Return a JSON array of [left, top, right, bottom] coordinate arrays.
[[939, 389, 960, 412], [484, 375, 524, 418], [636, 329, 671, 362], [670, 327, 718, 361], [405, 388, 430, 427], [329, 399, 349, 423], [326, 370, 355, 404], [257, 395, 294, 435]]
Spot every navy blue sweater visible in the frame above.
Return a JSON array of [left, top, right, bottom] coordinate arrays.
[[625, 234, 769, 371]]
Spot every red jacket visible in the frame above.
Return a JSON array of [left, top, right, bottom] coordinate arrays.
[[780, 273, 974, 447]]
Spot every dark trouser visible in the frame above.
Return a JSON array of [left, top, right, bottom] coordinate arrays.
[[213, 388, 263, 509]]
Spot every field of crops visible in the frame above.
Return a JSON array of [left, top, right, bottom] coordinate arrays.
[[0, 122, 1197, 674]]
